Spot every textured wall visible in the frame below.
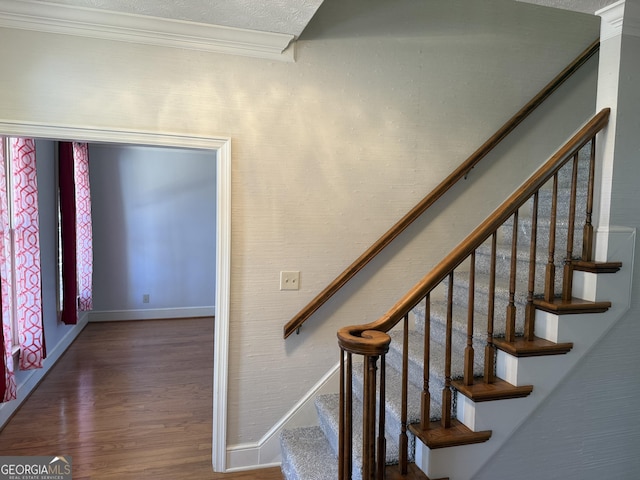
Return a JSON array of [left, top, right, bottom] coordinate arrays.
[[0, 0, 599, 447]]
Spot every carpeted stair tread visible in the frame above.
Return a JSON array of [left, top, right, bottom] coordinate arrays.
[[535, 188, 588, 219], [445, 270, 531, 328], [280, 426, 339, 480], [315, 392, 410, 477], [387, 330, 484, 392], [447, 269, 528, 302], [475, 240, 572, 269], [497, 217, 585, 253], [352, 357, 442, 427], [474, 242, 567, 294], [413, 301, 489, 354]]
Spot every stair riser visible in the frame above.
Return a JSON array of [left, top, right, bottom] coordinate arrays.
[[386, 332, 484, 396], [413, 305, 488, 366], [474, 248, 565, 294], [314, 392, 416, 480], [446, 280, 527, 336], [386, 342, 447, 394], [315, 399, 339, 462], [315, 396, 365, 480], [351, 364, 421, 447], [497, 220, 585, 255]]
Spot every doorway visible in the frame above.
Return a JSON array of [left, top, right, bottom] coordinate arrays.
[[0, 122, 231, 472]]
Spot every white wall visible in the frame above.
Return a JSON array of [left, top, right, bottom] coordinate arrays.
[[0, 0, 599, 455], [89, 144, 216, 319]]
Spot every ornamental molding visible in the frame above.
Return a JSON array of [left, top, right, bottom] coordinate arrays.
[[597, 0, 640, 41], [0, 0, 296, 61]]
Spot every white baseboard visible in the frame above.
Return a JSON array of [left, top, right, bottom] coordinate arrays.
[[0, 312, 89, 429], [225, 363, 340, 472], [88, 306, 215, 322]]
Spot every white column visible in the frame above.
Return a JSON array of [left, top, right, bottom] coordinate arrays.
[[594, 0, 640, 261]]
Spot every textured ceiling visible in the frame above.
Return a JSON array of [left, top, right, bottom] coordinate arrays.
[[37, 0, 325, 37], [31, 0, 623, 38], [515, 0, 620, 14], [17, 0, 622, 45]]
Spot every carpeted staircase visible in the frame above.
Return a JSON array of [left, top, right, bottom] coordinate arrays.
[[279, 148, 607, 480]]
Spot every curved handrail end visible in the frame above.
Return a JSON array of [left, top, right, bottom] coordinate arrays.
[[337, 327, 391, 356]]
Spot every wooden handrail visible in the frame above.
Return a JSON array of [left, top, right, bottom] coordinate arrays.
[[337, 108, 610, 352], [284, 39, 600, 339]]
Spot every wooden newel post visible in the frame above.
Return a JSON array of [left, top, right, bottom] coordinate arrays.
[[338, 328, 391, 480]]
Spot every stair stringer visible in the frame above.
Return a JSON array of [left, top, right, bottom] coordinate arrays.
[[415, 226, 635, 480]]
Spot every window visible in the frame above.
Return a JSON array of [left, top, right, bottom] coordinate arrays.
[[0, 137, 45, 370]]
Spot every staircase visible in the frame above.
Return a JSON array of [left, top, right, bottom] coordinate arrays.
[[279, 112, 633, 480]]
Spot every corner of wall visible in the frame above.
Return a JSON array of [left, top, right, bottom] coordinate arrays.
[[224, 362, 340, 472]]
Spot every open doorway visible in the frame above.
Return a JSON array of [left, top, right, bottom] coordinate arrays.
[[0, 122, 231, 472], [88, 143, 216, 320]]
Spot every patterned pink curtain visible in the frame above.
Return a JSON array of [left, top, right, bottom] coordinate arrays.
[[73, 143, 93, 312], [0, 138, 17, 401], [11, 138, 45, 371]]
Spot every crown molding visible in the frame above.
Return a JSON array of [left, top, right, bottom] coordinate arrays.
[[597, 1, 625, 40], [0, 0, 295, 61], [598, 0, 640, 40]]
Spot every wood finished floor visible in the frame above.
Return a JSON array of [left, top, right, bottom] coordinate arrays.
[[0, 318, 283, 480]]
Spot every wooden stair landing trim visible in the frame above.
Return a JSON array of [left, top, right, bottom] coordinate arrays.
[[572, 260, 622, 274], [452, 377, 533, 402], [493, 335, 573, 357], [533, 296, 611, 314], [409, 419, 491, 450]]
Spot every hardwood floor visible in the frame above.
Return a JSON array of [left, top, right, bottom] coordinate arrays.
[[0, 318, 283, 480]]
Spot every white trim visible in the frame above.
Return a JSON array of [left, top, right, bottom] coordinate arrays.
[[226, 363, 341, 471], [597, 0, 625, 41], [214, 136, 232, 473], [0, 0, 295, 62], [0, 312, 89, 428], [0, 119, 231, 473], [88, 306, 215, 322]]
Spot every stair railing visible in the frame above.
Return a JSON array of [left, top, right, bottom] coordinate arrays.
[[284, 39, 600, 339], [337, 108, 610, 479]]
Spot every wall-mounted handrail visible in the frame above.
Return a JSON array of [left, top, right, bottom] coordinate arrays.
[[284, 39, 600, 339]]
